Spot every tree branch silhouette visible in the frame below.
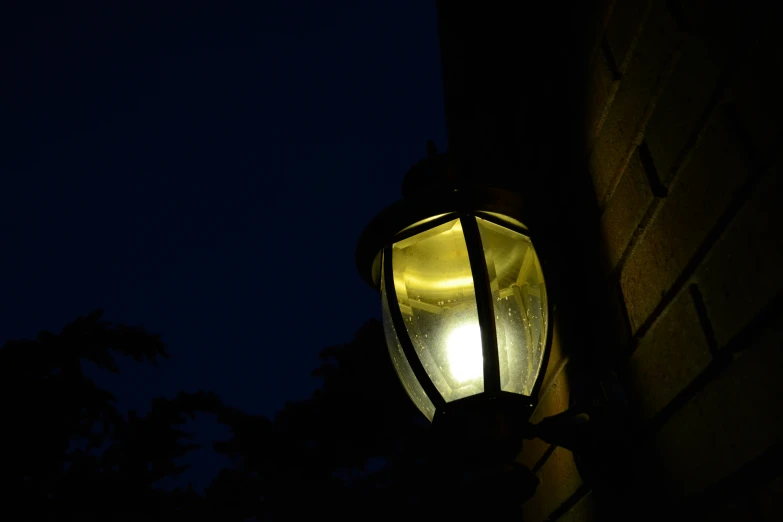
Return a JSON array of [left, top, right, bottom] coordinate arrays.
[[0, 312, 433, 520]]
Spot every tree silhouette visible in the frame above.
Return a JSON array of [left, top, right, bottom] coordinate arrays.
[[0, 310, 164, 513], [203, 318, 430, 520], [0, 311, 432, 520]]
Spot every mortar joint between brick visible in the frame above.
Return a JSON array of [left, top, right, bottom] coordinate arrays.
[[638, 141, 668, 198], [638, 291, 783, 440], [665, 102, 721, 187], [546, 483, 592, 522], [640, 356, 729, 440], [666, 30, 769, 187], [612, 0, 654, 76], [612, 196, 663, 283], [586, 0, 617, 73], [626, 156, 769, 347], [724, 101, 767, 174], [532, 443, 557, 475], [688, 283, 719, 355], [591, 80, 620, 144], [601, 36, 622, 82], [599, 47, 683, 213], [615, 279, 634, 359], [721, 290, 783, 357]]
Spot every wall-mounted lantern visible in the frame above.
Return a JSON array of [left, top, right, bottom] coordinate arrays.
[[356, 146, 630, 512], [357, 196, 552, 421], [356, 148, 558, 467]]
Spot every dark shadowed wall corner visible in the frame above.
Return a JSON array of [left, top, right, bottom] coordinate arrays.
[[435, 1, 783, 520]]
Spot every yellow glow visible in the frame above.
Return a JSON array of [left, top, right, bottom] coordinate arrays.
[[391, 217, 484, 402], [397, 213, 450, 234], [446, 323, 483, 383], [399, 274, 475, 291]]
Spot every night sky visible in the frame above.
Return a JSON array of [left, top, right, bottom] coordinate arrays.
[[2, 1, 446, 487]]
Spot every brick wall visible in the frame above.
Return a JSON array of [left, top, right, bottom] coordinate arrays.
[[519, 1, 783, 520]]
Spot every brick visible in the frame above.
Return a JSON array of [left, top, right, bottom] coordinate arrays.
[[650, 310, 783, 499], [646, 0, 771, 184], [695, 168, 783, 347], [530, 360, 570, 426], [517, 436, 551, 472], [590, 4, 680, 205], [644, 31, 724, 185], [624, 287, 711, 422], [730, 32, 783, 165], [604, 0, 652, 74], [523, 446, 583, 522], [600, 147, 654, 270], [620, 105, 753, 333], [583, 0, 616, 67], [558, 490, 594, 522], [586, 49, 618, 141]]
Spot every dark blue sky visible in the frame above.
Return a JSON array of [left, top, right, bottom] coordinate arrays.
[[1, 0, 446, 421]]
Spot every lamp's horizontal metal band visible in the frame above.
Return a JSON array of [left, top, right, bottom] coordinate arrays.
[[356, 186, 529, 289]]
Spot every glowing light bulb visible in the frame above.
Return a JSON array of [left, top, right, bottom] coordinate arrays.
[[446, 323, 483, 383]]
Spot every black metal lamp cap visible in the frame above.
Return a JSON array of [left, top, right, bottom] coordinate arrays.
[[400, 140, 459, 199]]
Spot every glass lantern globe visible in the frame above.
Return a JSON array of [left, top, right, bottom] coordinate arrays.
[[357, 186, 551, 423]]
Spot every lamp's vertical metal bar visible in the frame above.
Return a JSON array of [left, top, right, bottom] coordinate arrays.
[[383, 246, 446, 409], [461, 214, 500, 395], [529, 253, 554, 404]]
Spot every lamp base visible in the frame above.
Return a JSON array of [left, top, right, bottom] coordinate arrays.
[[432, 393, 534, 469]]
